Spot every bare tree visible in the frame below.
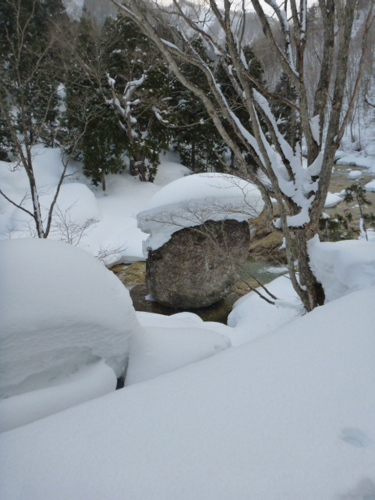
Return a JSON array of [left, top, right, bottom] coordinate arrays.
[[110, 0, 374, 312]]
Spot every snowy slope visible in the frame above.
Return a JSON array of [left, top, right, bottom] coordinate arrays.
[[0, 286, 374, 500]]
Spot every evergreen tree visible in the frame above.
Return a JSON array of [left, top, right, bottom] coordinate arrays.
[[0, 0, 66, 149], [215, 45, 266, 171], [270, 72, 298, 149], [62, 17, 125, 191], [171, 36, 227, 173], [101, 16, 172, 181]]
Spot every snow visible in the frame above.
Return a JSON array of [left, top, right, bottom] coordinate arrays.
[[137, 173, 264, 252], [348, 170, 363, 180], [308, 236, 375, 302], [0, 361, 116, 433], [227, 275, 303, 346], [324, 191, 343, 208], [0, 239, 139, 400], [365, 179, 375, 192], [0, 148, 191, 265], [1, 143, 375, 498], [0, 286, 374, 500], [335, 152, 375, 174], [126, 314, 231, 385]]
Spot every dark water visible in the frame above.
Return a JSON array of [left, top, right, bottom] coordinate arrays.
[[129, 260, 288, 324], [239, 260, 288, 285]]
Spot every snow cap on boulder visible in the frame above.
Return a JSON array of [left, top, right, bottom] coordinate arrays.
[[137, 172, 264, 254]]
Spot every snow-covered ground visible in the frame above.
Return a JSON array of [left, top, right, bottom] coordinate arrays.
[[0, 285, 374, 500], [0, 147, 191, 265], [1, 146, 375, 498]]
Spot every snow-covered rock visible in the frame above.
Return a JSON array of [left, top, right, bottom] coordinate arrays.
[[324, 192, 343, 208], [347, 170, 363, 180], [137, 173, 264, 253], [365, 179, 375, 192], [308, 236, 375, 302], [0, 239, 140, 400]]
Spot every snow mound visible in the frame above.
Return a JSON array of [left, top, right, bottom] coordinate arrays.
[[0, 239, 140, 399], [336, 153, 375, 172], [126, 319, 231, 386], [9, 182, 100, 238], [0, 286, 374, 499], [324, 191, 343, 208], [347, 170, 363, 180], [137, 173, 264, 252], [227, 275, 303, 346], [308, 236, 375, 302], [365, 180, 375, 192]]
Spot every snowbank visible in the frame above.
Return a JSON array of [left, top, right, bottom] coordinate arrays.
[[0, 239, 139, 400], [365, 179, 375, 192], [335, 152, 375, 174], [126, 315, 231, 385], [137, 173, 264, 252], [1, 286, 374, 500], [227, 275, 303, 346], [308, 236, 375, 302], [0, 361, 116, 433]]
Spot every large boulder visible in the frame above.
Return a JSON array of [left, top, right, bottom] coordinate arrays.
[[137, 173, 264, 309], [146, 219, 250, 308]]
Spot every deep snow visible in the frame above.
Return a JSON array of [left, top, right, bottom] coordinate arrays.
[[0, 286, 374, 500], [1, 145, 375, 498]]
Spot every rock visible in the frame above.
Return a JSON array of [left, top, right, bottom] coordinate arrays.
[[146, 219, 250, 309]]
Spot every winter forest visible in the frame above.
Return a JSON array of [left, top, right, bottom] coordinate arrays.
[[1, 0, 375, 498]]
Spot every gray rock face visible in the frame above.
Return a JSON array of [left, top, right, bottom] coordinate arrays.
[[146, 219, 250, 309]]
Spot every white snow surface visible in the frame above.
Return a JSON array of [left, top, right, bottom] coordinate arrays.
[[0, 360, 116, 433], [348, 170, 363, 180], [0, 148, 191, 264], [335, 152, 375, 173], [0, 286, 374, 500], [227, 275, 303, 346], [308, 236, 375, 302], [137, 172, 264, 253], [127, 313, 231, 385], [365, 179, 375, 192], [324, 191, 343, 208], [0, 238, 140, 398]]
